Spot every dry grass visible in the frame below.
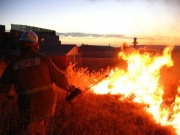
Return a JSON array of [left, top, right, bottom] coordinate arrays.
[[53, 88, 176, 135]]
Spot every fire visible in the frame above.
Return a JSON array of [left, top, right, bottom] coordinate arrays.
[[91, 46, 180, 134]]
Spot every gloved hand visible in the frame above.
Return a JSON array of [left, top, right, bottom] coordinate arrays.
[[65, 87, 82, 104], [67, 85, 76, 92]]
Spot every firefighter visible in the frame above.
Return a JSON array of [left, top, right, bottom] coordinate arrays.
[[0, 31, 75, 135]]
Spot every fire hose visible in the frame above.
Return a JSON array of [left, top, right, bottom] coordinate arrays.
[[65, 74, 109, 104]]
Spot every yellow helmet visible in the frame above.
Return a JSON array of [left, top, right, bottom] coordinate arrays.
[[19, 31, 38, 43]]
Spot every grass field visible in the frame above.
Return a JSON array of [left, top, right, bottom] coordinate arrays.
[[0, 87, 176, 135]]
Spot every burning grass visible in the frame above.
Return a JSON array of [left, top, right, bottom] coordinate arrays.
[[0, 46, 179, 135], [53, 88, 175, 135]]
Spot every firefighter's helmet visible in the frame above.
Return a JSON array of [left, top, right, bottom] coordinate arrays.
[[19, 31, 38, 43]]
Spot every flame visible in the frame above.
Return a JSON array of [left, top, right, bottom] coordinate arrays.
[[91, 46, 180, 134]]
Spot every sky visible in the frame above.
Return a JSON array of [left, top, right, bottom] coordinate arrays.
[[1, 0, 180, 46]]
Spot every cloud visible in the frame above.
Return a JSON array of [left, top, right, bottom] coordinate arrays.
[[57, 32, 125, 38], [57, 32, 169, 41], [57, 32, 179, 45]]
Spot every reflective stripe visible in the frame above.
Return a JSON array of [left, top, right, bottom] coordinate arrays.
[[17, 84, 53, 95]]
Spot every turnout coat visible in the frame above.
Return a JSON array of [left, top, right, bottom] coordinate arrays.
[[0, 50, 70, 124]]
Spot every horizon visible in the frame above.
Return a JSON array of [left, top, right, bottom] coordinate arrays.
[[3, 24, 180, 47]]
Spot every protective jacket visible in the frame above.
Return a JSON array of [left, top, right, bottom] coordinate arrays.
[[0, 50, 70, 124]]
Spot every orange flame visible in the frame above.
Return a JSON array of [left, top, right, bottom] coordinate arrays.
[[92, 46, 180, 134]]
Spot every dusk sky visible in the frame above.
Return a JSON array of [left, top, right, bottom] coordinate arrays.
[[1, 0, 180, 46]]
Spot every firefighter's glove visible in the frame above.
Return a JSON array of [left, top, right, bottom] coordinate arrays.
[[67, 85, 76, 93]]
